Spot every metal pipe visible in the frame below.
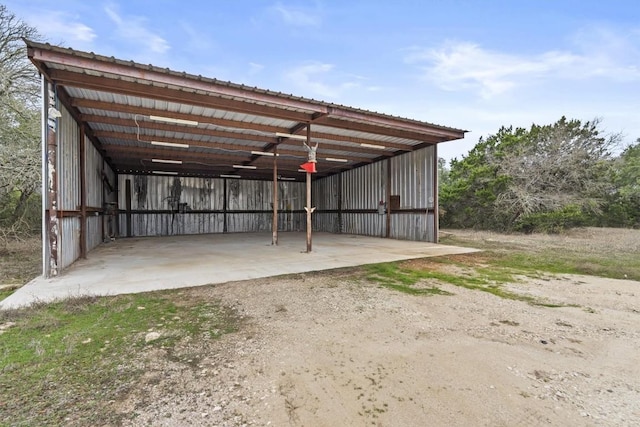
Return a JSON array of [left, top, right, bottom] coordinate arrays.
[[272, 143, 278, 245]]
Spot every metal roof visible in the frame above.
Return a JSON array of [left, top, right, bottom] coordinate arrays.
[[26, 40, 466, 181]]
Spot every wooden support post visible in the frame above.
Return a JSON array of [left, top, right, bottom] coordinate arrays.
[[386, 158, 391, 238], [306, 171, 312, 252], [272, 143, 278, 245], [305, 124, 313, 253], [125, 179, 132, 237], [79, 123, 87, 258]]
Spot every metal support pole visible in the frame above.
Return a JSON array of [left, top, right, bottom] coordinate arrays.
[[305, 124, 312, 252], [272, 143, 278, 245], [433, 144, 439, 243], [79, 123, 87, 258], [386, 158, 391, 238], [306, 171, 312, 252], [45, 82, 59, 277]]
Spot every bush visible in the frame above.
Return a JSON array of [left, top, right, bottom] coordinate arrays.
[[514, 205, 589, 234]]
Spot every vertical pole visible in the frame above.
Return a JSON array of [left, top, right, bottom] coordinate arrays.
[[272, 142, 278, 245], [40, 76, 48, 277], [337, 172, 342, 234], [114, 174, 120, 237], [223, 178, 228, 233], [46, 82, 59, 277], [386, 158, 391, 238], [125, 179, 132, 237], [79, 123, 87, 258], [433, 144, 439, 243], [305, 124, 313, 253], [101, 160, 105, 242], [306, 170, 312, 253]]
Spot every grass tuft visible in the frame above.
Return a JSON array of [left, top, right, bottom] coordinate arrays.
[[0, 291, 238, 426]]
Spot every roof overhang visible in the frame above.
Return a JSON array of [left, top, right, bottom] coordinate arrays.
[[26, 40, 467, 181]]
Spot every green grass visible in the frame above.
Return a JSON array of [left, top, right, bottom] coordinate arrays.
[[366, 258, 568, 307], [0, 292, 238, 426], [366, 263, 453, 296], [440, 232, 640, 282]]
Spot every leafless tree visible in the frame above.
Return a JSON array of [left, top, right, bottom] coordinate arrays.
[[492, 118, 621, 223], [0, 5, 42, 244]]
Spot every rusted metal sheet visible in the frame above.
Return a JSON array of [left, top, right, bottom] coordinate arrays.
[[117, 175, 305, 236]]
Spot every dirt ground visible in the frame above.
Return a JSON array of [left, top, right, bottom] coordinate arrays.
[[113, 228, 640, 427]]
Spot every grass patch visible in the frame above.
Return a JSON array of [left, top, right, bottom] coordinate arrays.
[[366, 259, 565, 307], [0, 291, 238, 426], [440, 231, 640, 282], [366, 263, 452, 296]]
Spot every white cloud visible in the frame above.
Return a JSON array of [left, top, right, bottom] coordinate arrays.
[[285, 62, 339, 97], [406, 27, 640, 99], [104, 4, 169, 54], [270, 2, 322, 27], [24, 11, 96, 46]]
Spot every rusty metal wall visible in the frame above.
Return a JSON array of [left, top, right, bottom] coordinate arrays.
[[52, 106, 116, 273], [56, 105, 80, 271], [312, 146, 437, 241], [118, 175, 305, 237]]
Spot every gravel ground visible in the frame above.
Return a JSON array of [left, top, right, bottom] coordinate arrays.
[[113, 229, 640, 426]]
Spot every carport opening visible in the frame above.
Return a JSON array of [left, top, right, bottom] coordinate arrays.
[[26, 40, 466, 277]]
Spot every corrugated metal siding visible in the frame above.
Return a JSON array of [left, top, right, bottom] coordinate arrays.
[[341, 213, 385, 237], [342, 161, 386, 210], [121, 213, 225, 236], [59, 217, 80, 270], [312, 146, 437, 241], [86, 216, 103, 250], [118, 175, 305, 236], [57, 105, 80, 210], [391, 146, 436, 209], [313, 213, 339, 233], [85, 139, 103, 208]]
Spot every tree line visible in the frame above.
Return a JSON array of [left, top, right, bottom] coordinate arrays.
[[439, 117, 640, 232]]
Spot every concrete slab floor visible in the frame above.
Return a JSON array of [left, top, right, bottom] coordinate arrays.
[[0, 232, 478, 309]]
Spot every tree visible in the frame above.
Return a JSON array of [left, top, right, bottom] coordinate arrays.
[[0, 5, 42, 243], [601, 140, 640, 227], [440, 117, 622, 232]]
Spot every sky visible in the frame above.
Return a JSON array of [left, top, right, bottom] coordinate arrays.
[[5, 0, 640, 162]]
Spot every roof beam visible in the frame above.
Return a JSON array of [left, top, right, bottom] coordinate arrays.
[[28, 43, 329, 114], [48, 68, 315, 123]]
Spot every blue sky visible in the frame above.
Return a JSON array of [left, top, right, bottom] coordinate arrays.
[[7, 0, 640, 161]]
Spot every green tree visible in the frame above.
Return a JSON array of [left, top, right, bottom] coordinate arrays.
[[440, 117, 621, 232], [601, 140, 640, 227]]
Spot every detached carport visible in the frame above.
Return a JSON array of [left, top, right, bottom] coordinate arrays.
[[24, 41, 466, 284]]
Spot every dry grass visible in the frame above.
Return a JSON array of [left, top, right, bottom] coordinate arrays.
[[0, 237, 41, 295]]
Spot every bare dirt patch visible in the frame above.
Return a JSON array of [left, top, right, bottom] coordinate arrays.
[[113, 229, 640, 427]]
